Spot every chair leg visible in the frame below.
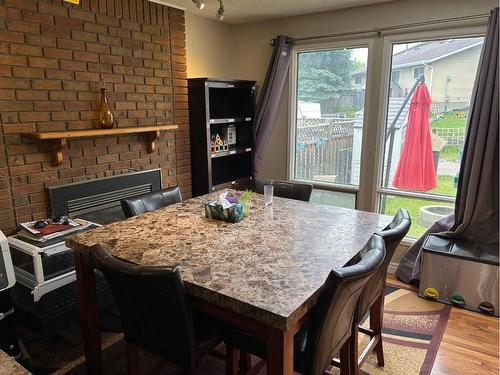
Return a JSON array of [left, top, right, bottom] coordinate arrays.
[[126, 342, 140, 375], [339, 338, 352, 375], [240, 351, 252, 373], [370, 294, 385, 366], [226, 344, 239, 375], [349, 320, 360, 375]]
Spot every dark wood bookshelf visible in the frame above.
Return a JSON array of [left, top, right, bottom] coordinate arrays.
[[188, 78, 256, 197]]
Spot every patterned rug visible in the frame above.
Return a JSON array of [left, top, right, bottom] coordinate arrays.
[[357, 283, 451, 375], [29, 283, 451, 375]]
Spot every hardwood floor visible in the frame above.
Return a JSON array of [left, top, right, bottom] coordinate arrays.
[[387, 275, 500, 375]]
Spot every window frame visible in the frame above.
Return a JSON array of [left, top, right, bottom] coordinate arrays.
[[286, 25, 487, 229], [287, 38, 375, 203], [412, 66, 425, 78], [373, 27, 486, 212]]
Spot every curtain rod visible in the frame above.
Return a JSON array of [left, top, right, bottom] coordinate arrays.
[[271, 13, 490, 45]]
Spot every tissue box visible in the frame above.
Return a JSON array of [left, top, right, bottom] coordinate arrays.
[[205, 200, 245, 223]]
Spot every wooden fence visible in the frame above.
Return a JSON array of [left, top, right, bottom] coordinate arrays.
[[320, 89, 365, 115], [295, 121, 354, 183]]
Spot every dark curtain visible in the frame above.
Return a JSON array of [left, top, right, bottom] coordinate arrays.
[[396, 7, 499, 284], [254, 35, 293, 175]]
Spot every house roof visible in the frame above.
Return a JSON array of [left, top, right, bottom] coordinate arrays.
[[392, 37, 483, 69]]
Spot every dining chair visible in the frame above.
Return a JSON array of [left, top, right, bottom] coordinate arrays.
[[90, 244, 224, 375], [254, 177, 313, 202], [121, 186, 182, 218], [350, 208, 411, 374], [225, 234, 386, 375]]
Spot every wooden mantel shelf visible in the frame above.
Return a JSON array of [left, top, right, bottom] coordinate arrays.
[[23, 124, 178, 166]]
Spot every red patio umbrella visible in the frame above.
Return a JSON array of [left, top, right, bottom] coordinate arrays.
[[392, 83, 436, 192]]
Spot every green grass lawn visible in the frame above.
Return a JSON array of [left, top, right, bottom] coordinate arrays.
[[431, 113, 467, 128], [430, 113, 465, 163], [429, 175, 457, 197], [312, 175, 457, 239], [439, 145, 462, 162], [382, 175, 456, 238]]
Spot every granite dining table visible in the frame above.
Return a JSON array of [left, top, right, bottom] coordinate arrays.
[[0, 350, 31, 375], [66, 191, 392, 375]]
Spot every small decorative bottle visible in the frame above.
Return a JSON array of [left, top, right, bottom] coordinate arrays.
[[98, 82, 114, 129]]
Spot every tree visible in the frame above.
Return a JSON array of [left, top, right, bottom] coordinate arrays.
[[297, 49, 356, 102]]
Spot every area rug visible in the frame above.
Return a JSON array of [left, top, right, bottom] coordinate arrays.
[[50, 283, 451, 375], [357, 283, 451, 375]]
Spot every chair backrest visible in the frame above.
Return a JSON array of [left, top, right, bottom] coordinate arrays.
[[90, 244, 197, 368], [303, 234, 386, 375], [254, 177, 313, 202], [356, 208, 411, 320], [121, 186, 182, 218]]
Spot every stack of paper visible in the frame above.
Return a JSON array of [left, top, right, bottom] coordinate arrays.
[[18, 219, 92, 242]]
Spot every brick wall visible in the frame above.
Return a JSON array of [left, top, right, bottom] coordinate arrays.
[[0, 0, 191, 234]]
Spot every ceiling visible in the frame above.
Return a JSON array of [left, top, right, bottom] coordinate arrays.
[[151, 0, 396, 24]]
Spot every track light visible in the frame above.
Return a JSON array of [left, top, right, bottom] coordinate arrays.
[[216, 0, 225, 21], [192, 0, 205, 10], [192, 0, 226, 21]]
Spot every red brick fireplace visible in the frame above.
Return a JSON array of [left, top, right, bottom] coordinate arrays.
[[0, 0, 191, 234]]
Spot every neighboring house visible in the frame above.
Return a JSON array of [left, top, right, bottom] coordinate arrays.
[[351, 69, 366, 89], [352, 38, 483, 108]]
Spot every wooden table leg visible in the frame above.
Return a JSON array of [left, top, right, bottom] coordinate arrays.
[[266, 327, 294, 375], [74, 252, 102, 374]]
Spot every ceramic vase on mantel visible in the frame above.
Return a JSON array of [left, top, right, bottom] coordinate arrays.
[[98, 86, 114, 129]]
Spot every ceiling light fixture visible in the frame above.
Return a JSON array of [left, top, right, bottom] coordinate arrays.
[[192, 0, 225, 21], [216, 0, 225, 21], [192, 0, 205, 10]]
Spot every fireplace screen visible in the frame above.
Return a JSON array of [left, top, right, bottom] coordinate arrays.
[[47, 169, 162, 225]]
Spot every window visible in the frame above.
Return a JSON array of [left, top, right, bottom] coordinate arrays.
[[291, 46, 369, 193], [391, 70, 400, 84], [413, 66, 425, 79], [310, 189, 357, 209], [379, 37, 484, 238], [287, 29, 486, 237]]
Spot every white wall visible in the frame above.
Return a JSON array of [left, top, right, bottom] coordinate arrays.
[[185, 12, 238, 78]]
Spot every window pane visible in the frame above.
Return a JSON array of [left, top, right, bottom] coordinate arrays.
[[294, 47, 368, 187], [380, 194, 454, 238], [382, 37, 484, 199], [310, 189, 356, 209], [391, 70, 400, 84], [413, 66, 424, 78]]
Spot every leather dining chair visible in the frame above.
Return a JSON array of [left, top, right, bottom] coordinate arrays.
[[90, 244, 223, 375], [121, 186, 182, 218], [254, 177, 313, 202], [350, 208, 411, 375], [225, 234, 386, 375]]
